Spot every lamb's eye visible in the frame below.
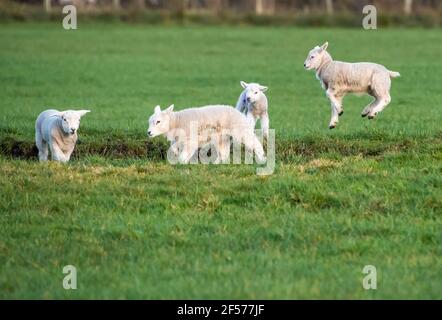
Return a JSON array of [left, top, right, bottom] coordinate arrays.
[[156, 120, 160, 124], [310, 56, 314, 59], [255, 92, 258, 94]]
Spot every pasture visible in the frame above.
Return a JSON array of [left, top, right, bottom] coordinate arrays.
[[0, 23, 441, 299]]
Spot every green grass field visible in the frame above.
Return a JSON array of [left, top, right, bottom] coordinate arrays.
[[0, 23, 441, 299]]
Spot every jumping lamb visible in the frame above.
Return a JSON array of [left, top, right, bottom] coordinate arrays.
[[304, 42, 400, 129], [235, 81, 270, 138], [147, 104, 266, 164], [35, 109, 90, 162]]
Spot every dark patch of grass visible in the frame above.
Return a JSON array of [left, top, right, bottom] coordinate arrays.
[[1, 131, 439, 163]]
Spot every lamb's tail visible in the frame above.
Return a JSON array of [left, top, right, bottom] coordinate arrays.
[[388, 70, 401, 78]]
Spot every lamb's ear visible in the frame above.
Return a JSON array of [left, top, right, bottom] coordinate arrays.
[[320, 42, 329, 51], [77, 110, 91, 117], [259, 85, 268, 92], [240, 81, 248, 89], [154, 105, 161, 114], [165, 104, 174, 114]]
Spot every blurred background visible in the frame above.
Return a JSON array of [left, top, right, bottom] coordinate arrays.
[[1, 0, 441, 27]]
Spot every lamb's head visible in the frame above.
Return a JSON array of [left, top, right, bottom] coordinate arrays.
[[304, 42, 329, 71], [147, 105, 174, 138], [240, 81, 268, 105], [60, 110, 90, 135]]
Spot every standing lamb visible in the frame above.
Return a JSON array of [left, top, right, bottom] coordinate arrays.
[[147, 104, 266, 164], [235, 81, 270, 138], [304, 42, 400, 129], [35, 109, 90, 162]]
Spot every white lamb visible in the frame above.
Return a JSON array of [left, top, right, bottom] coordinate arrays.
[[147, 104, 266, 164], [304, 42, 400, 129], [35, 109, 90, 162], [235, 81, 270, 138]]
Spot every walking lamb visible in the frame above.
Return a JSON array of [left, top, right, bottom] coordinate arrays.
[[304, 42, 400, 129], [35, 109, 90, 162], [235, 81, 269, 138], [147, 104, 266, 164]]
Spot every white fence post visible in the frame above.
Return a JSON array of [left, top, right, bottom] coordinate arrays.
[[44, 0, 51, 13], [135, 0, 145, 10], [325, 0, 334, 15], [404, 0, 413, 15], [255, 0, 263, 15]]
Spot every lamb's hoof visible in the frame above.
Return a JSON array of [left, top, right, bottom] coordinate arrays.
[[368, 115, 375, 120], [361, 113, 368, 118], [329, 124, 336, 129], [338, 110, 344, 116]]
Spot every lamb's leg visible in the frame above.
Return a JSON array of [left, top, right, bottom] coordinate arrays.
[[326, 89, 342, 129], [199, 139, 219, 164], [217, 136, 231, 164], [361, 97, 378, 117], [166, 141, 184, 164], [35, 130, 48, 161], [178, 142, 198, 164], [246, 112, 256, 129], [170, 141, 180, 155], [368, 94, 391, 119], [64, 145, 75, 162], [242, 132, 266, 164], [337, 96, 344, 116], [330, 91, 344, 116], [366, 73, 392, 119], [329, 104, 339, 129], [50, 143, 69, 163], [261, 112, 270, 139]]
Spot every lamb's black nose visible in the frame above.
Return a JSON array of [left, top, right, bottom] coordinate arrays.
[[70, 129, 76, 134], [304, 63, 306, 67], [148, 131, 152, 136]]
